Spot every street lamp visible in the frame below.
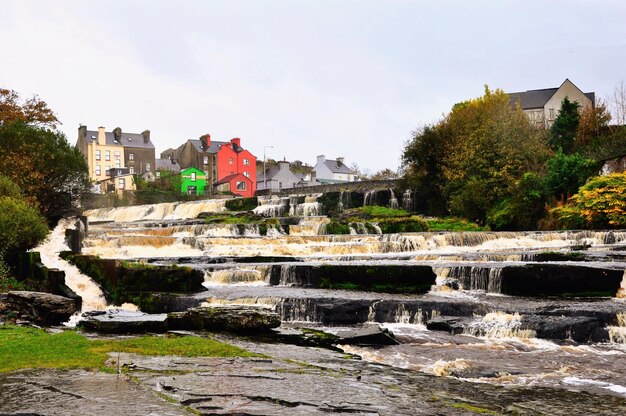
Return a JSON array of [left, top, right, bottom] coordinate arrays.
[[263, 146, 273, 192]]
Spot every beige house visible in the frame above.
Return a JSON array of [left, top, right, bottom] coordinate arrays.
[[76, 126, 125, 183], [508, 79, 594, 128]]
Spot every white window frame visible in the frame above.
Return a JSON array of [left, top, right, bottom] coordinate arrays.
[[95, 150, 101, 161], [105, 150, 111, 161], [236, 181, 246, 190]]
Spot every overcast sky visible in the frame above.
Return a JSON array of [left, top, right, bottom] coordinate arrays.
[[1, 0, 625, 172]]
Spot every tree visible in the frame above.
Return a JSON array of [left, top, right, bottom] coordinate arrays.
[[576, 99, 612, 148], [370, 168, 399, 180], [402, 86, 551, 223], [609, 80, 626, 126], [486, 172, 547, 230], [350, 162, 371, 180], [0, 88, 59, 129], [550, 97, 580, 153], [544, 150, 597, 199], [0, 122, 91, 224]]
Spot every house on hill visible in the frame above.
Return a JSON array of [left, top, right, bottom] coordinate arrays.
[[313, 155, 356, 183], [508, 79, 594, 128]]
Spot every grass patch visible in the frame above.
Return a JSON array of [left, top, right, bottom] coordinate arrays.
[[0, 326, 259, 373], [357, 206, 409, 218], [426, 217, 485, 231], [450, 402, 498, 414]]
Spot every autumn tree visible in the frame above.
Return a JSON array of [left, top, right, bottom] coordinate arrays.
[[0, 122, 90, 225], [0, 88, 59, 129], [575, 99, 612, 148], [370, 168, 399, 180]]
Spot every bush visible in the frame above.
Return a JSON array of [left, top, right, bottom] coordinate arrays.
[[0, 196, 48, 257], [550, 173, 626, 229]]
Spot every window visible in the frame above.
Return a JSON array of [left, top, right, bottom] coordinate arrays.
[[188, 186, 197, 195], [243, 158, 250, 166], [191, 172, 196, 181], [95, 150, 101, 161], [115, 159, 121, 168], [243, 171, 250, 178], [105, 150, 110, 161], [129, 167, 135, 174], [146, 162, 151, 172], [279, 181, 282, 189], [95, 165, 101, 176], [119, 178, 125, 189], [129, 153, 134, 161], [229, 157, 234, 165], [549, 108, 555, 120], [203, 156, 209, 165], [155, 171, 160, 178], [114, 151, 120, 159], [236, 181, 246, 190]]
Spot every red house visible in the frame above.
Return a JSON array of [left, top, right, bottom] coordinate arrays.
[[215, 138, 257, 197]]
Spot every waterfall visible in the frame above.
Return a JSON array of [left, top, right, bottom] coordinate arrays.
[[402, 190, 413, 211], [464, 312, 536, 339], [290, 217, 329, 236], [35, 219, 108, 312], [337, 191, 344, 213], [289, 194, 323, 217], [364, 190, 377, 206], [84, 199, 227, 222], [389, 189, 399, 209], [607, 313, 626, 344], [203, 266, 270, 286], [253, 196, 290, 217]]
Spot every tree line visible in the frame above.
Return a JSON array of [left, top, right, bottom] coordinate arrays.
[[400, 85, 626, 230]]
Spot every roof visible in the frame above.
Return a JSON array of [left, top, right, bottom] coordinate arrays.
[[508, 80, 595, 110], [214, 173, 251, 185], [324, 159, 354, 174], [317, 178, 350, 184], [257, 166, 280, 182], [155, 158, 181, 172], [85, 130, 155, 149], [188, 139, 228, 154]]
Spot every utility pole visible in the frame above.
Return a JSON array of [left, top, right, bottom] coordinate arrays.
[[263, 145, 273, 193]]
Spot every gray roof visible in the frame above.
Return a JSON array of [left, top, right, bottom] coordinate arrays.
[[155, 158, 181, 172], [86, 130, 155, 149], [188, 139, 228, 154], [257, 166, 280, 182], [324, 159, 354, 174], [509, 89, 595, 110]]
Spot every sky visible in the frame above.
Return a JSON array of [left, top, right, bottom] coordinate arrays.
[[1, 0, 625, 173]]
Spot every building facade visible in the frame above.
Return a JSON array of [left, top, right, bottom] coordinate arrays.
[[508, 79, 594, 128], [313, 155, 356, 182], [76, 126, 156, 192], [257, 160, 302, 192], [179, 167, 207, 195]]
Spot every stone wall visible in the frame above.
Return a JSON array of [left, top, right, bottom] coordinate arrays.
[[255, 179, 400, 196]]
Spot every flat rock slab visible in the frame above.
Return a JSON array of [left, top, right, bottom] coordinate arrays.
[[168, 305, 281, 332], [0, 291, 78, 325], [336, 325, 399, 345], [78, 309, 168, 333]]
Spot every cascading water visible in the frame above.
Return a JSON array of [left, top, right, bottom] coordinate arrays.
[[464, 312, 536, 339], [389, 189, 399, 209], [402, 189, 413, 211], [84, 199, 227, 222], [35, 219, 108, 312], [253, 195, 290, 217]]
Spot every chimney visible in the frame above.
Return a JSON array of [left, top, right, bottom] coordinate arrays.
[[113, 127, 122, 141], [199, 134, 211, 151], [230, 137, 241, 148], [316, 155, 326, 165], [336, 157, 345, 165], [97, 126, 106, 146], [78, 125, 87, 140], [142, 130, 150, 144], [278, 161, 290, 171]]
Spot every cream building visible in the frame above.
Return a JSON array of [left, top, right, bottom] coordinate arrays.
[[508, 79, 594, 128], [76, 126, 126, 183]]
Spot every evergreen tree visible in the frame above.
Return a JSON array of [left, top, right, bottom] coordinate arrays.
[[550, 97, 581, 153]]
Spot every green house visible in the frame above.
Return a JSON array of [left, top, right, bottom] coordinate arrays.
[[179, 167, 207, 195]]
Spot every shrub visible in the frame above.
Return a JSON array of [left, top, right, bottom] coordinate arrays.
[[0, 196, 48, 257]]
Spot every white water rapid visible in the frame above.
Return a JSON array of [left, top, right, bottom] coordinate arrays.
[[35, 219, 108, 312]]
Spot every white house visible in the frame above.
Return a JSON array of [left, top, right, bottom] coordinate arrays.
[[313, 155, 356, 183]]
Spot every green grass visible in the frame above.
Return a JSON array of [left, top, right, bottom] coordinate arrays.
[[357, 206, 409, 217], [0, 326, 259, 373], [426, 217, 485, 232], [450, 402, 498, 414]]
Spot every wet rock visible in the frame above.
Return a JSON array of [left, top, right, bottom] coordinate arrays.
[[168, 306, 281, 332], [78, 309, 167, 333], [336, 325, 399, 346], [0, 291, 79, 325], [499, 264, 623, 297], [426, 316, 471, 334], [521, 315, 610, 343]]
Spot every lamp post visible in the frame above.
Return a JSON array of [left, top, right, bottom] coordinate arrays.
[[263, 145, 273, 193]]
